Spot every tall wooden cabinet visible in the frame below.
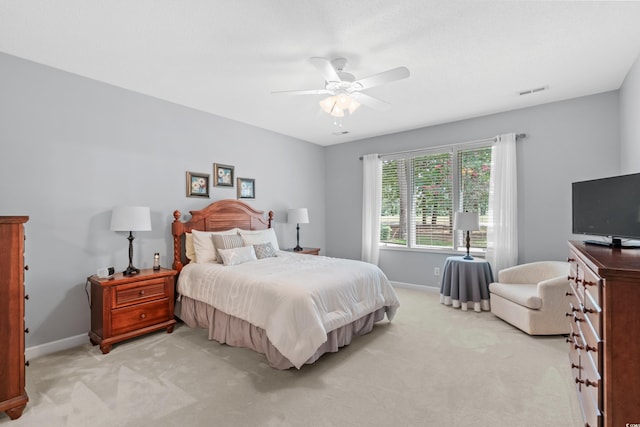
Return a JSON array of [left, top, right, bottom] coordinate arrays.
[[0, 216, 29, 420], [567, 241, 640, 427]]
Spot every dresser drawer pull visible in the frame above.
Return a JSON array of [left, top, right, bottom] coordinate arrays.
[[24, 264, 29, 271], [571, 363, 582, 370], [24, 327, 29, 334], [567, 257, 575, 262], [568, 275, 575, 281], [574, 343, 584, 350], [25, 360, 30, 367], [565, 291, 574, 296], [585, 345, 597, 353], [140, 313, 146, 319], [24, 294, 29, 300], [582, 307, 596, 314], [583, 280, 596, 287], [575, 378, 598, 387]]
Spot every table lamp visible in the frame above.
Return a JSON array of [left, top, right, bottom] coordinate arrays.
[[454, 211, 480, 260], [110, 206, 152, 275], [288, 208, 309, 251]]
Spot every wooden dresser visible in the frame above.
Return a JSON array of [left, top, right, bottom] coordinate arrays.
[[88, 267, 177, 354], [0, 216, 29, 420], [567, 241, 640, 427]]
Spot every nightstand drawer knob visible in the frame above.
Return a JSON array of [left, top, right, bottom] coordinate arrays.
[[24, 265, 29, 271], [24, 328, 29, 334], [24, 294, 29, 300], [140, 313, 146, 319]]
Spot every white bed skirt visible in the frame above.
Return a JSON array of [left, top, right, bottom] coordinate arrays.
[[176, 296, 388, 369]]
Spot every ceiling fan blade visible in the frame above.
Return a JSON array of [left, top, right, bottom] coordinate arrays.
[[353, 66, 410, 90], [271, 89, 331, 95], [309, 57, 341, 83], [350, 92, 391, 111]]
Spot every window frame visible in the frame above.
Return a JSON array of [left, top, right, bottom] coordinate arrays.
[[379, 141, 493, 255]]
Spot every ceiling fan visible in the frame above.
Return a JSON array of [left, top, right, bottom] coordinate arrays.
[[272, 57, 410, 117]]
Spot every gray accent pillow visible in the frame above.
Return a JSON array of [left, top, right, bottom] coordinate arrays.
[[211, 234, 244, 263], [253, 242, 277, 259]]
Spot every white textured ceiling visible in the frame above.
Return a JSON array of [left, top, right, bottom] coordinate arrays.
[[2, 1, 640, 146]]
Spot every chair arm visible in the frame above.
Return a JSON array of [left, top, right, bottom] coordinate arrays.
[[537, 275, 571, 298]]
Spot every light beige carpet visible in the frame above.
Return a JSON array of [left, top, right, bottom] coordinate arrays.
[[2, 287, 583, 427]]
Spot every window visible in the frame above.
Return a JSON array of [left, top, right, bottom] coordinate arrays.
[[379, 143, 492, 254]]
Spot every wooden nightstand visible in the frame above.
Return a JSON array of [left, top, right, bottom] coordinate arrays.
[[285, 247, 320, 255], [88, 267, 177, 354]]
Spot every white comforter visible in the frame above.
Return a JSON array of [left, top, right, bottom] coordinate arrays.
[[177, 251, 399, 368]]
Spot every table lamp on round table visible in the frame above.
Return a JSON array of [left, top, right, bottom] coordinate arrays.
[[454, 211, 480, 260]]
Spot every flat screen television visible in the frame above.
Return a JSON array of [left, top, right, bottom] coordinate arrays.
[[572, 172, 640, 248]]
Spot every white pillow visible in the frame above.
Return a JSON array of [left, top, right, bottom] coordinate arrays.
[[185, 232, 196, 262], [239, 228, 280, 251], [217, 245, 257, 266], [191, 228, 239, 263]]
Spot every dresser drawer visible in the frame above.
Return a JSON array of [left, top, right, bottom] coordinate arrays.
[[579, 264, 601, 306], [568, 323, 581, 376], [114, 278, 167, 308], [111, 299, 170, 336], [582, 290, 602, 339]]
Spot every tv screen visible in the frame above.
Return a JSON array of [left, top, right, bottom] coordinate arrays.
[[572, 173, 640, 242]]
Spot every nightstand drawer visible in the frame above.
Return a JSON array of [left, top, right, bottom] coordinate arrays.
[[115, 278, 167, 307], [111, 299, 170, 336]]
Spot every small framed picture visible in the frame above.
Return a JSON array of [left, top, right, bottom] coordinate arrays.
[[237, 177, 255, 199], [214, 163, 234, 187], [186, 171, 210, 198]]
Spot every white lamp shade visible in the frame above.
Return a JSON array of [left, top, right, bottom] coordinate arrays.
[[288, 208, 309, 225], [110, 206, 152, 231], [453, 211, 479, 231]]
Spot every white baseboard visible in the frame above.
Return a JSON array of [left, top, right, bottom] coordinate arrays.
[[26, 333, 88, 361], [391, 281, 439, 292]]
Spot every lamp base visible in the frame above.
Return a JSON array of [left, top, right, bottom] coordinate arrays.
[[463, 254, 474, 260], [293, 246, 303, 251], [123, 266, 140, 276]]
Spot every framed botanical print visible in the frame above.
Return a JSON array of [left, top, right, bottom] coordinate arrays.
[[214, 163, 234, 187], [186, 171, 210, 198], [237, 177, 255, 199]]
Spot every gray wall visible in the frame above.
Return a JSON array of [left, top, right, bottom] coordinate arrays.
[[620, 52, 640, 173], [325, 92, 620, 287], [0, 53, 325, 348]]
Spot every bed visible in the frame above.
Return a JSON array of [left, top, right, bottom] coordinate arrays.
[[171, 199, 399, 369]]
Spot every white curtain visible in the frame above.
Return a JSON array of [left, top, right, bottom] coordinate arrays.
[[361, 153, 381, 264], [486, 133, 518, 274]]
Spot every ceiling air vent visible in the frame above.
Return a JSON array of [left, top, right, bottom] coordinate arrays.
[[518, 86, 549, 96]]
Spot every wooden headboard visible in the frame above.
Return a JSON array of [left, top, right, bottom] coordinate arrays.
[[172, 199, 273, 272]]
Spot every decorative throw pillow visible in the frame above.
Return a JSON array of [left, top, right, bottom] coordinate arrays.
[[211, 234, 244, 263], [185, 232, 196, 262], [239, 228, 280, 251], [191, 228, 239, 263], [217, 245, 257, 266], [253, 242, 277, 259]]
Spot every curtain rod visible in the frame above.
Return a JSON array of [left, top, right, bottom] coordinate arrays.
[[359, 133, 526, 160]]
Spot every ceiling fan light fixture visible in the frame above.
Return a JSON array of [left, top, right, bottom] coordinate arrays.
[[319, 96, 344, 117], [320, 94, 360, 117], [348, 98, 361, 114]]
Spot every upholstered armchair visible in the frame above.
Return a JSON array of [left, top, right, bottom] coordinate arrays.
[[488, 261, 570, 335]]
